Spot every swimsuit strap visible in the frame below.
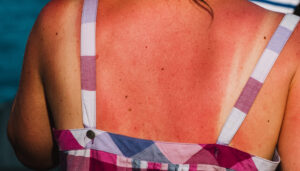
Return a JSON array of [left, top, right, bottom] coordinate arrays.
[[79, 1, 300, 135], [80, 0, 99, 128], [217, 14, 300, 145]]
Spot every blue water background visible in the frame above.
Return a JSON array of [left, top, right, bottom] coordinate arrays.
[[0, 0, 49, 169], [0, 0, 50, 103]]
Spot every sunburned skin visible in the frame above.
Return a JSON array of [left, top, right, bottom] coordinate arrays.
[[94, 0, 271, 144], [36, 0, 290, 160], [217, 12, 284, 151]]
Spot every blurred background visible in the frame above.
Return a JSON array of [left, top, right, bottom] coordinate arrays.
[[0, 0, 50, 170], [0, 0, 299, 170]]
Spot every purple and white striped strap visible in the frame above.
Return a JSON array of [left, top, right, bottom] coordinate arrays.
[[81, 0, 99, 128], [217, 14, 300, 145]]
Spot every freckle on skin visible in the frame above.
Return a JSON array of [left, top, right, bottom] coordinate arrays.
[[128, 108, 132, 112], [267, 120, 270, 123], [56, 32, 58, 36], [145, 46, 148, 49], [264, 36, 266, 40], [125, 95, 128, 99], [161, 67, 165, 71]]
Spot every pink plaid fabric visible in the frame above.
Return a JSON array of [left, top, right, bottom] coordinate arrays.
[[53, 128, 279, 170]]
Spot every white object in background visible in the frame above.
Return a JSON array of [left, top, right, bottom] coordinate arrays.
[[250, 0, 299, 13]]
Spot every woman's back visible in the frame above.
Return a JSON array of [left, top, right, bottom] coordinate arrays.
[[7, 0, 300, 170]]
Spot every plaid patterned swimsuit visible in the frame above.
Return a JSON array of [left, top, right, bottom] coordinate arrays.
[[53, 0, 300, 170]]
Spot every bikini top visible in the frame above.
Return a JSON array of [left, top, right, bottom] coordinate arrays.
[[53, 0, 300, 170]]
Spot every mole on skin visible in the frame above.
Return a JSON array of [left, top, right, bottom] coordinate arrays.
[[94, 1, 269, 144]]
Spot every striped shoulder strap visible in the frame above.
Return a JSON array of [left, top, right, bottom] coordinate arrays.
[[217, 14, 300, 145], [80, 0, 99, 128]]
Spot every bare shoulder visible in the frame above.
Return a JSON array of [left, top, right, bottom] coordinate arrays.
[[277, 16, 300, 170], [38, 0, 82, 28], [283, 15, 300, 75], [287, 15, 300, 62], [31, 0, 83, 72], [32, 0, 82, 50], [293, 18, 300, 60], [22, 0, 83, 71]]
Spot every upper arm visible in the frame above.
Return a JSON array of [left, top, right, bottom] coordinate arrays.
[[6, 0, 71, 169], [278, 23, 300, 170]]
